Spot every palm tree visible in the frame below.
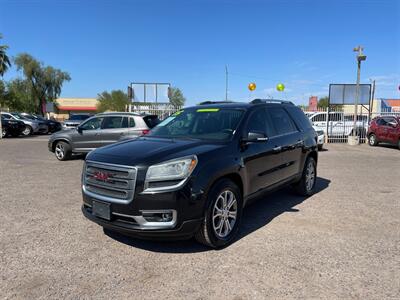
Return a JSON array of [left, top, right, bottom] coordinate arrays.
[[0, 34, 11, 77]]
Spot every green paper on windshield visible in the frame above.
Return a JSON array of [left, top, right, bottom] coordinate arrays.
[[196, 108, 220, 112], [173, 110, 183, 116]]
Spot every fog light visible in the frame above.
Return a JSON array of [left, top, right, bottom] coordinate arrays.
[[142, 211, 173, 222]]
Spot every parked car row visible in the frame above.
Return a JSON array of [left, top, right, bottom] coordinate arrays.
[[1, 112, 63, 137]]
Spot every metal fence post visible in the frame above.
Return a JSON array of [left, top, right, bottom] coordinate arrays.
[[325, 107, 329, 143]]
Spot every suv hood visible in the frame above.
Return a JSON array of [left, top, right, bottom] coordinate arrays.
[[87, 137, 226, 166]]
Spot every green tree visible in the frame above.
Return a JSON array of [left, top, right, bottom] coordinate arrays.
[[97, 90, 130, 112], [0, 34, 11, 77], [6, 79, 36, 112], [317, 96, 329, 108], [169, 87, 186, 107], [14, 53, 71, 115]]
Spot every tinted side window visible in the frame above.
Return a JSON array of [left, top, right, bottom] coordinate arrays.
[[377, 118, 387, 126], [102, 117, 123, 129], [80, 117, 103, 130], [246, 108, 276, 137], [143, 116, 160, 128], [286, 106, 313, 131], [269, 107, 298, 135], [121, 117, 128, 128], [129, 117, 136, 128]]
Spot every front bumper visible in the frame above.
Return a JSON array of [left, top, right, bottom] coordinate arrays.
[[82, 204, 202, 239]]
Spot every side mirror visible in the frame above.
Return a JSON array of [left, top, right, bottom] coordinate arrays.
[[388, 121, 398, 128], [243, 131, 268, 143], [77, 126, 83, 133]]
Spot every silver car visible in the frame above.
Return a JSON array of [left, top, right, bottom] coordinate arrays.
[[48, 112, 160, 160], [1, 112, 48, 136]]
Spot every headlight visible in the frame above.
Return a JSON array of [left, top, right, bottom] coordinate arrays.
[[146, 156, 197, 181], [143, 156, 198, 193]]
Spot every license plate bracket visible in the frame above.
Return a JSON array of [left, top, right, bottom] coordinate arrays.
[[92, 200, 111, 220]]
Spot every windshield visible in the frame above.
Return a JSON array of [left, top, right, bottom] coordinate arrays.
[[69, 114, 90, 121], [148, 108, 244, 141]]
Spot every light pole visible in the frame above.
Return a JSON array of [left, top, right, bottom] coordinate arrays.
[[349, 46, 366, 145], [225, 65, 228, 101]]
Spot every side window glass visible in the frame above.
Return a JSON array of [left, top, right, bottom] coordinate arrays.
[[80, 117, 102, 130], [269, 107, 297, 135], [129, 117, 136, 128], [247, 109, 267, 134], [121, 117, 128, 128], [102, 117, 123, 129]]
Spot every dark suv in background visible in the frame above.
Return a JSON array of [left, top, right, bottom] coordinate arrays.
[[48, 112, 160, 160], [81, 100, 318, 248]]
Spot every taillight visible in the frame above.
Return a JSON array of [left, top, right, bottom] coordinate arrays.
[[141, 129, 150, 135]]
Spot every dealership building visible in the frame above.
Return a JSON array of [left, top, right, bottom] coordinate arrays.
[[47, 98, 98, 120]]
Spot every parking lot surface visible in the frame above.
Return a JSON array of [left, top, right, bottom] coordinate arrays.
[[1, 136, 399, 299]]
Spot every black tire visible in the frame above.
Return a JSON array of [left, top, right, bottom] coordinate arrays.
[[54, 141, 72, 161], [398, 139, 400, 150], [368, 134, 378, 146], [21, 125, 33, 136], [2, 127, 6, 138], [317, 145, 323, 151], [293, 156, 317, 197], [195, 179, 243, 248]]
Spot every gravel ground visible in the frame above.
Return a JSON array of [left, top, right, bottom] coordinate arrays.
[[0, 136, 399, 299]]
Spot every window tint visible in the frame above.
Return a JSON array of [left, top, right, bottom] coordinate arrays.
[[80, 117, 103, 130], [129, 117, 136, 128], [121, 117, 128, 128], [247, 108, 276, 137], [269, 107, 297, 135], [286, 106, 313, 130], [102, 116, 123, 129], [143, 115, 160, 128]]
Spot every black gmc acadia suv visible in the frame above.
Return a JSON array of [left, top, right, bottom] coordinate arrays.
[[82, 100, 318, 248]]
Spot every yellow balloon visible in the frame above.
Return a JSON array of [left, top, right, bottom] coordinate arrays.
[[248, 82, 256, 91], [276, 83, 285, 92]]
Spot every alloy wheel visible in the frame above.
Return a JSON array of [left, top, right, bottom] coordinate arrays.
[[305, 161, 316, 192], [1, 128, 6, 138], [55, 143, 65, 160], [212, 190, 237, 238], [369, 135, 375, 146]]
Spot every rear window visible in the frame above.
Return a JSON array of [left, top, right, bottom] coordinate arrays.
[[286, 106, 313, 131], [143, 115, 161, 128]]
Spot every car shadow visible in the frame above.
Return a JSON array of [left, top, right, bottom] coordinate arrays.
[[104, 177, 331, 253]]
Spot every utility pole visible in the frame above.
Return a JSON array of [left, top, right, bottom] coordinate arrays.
[[349, 46, 366, 145], [225, 65, 228, 101]]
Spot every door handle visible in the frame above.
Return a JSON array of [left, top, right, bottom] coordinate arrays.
[[273, 146, 282, 152]]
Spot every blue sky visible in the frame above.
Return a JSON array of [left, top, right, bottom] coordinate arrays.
[[1, 0, 399, 106]]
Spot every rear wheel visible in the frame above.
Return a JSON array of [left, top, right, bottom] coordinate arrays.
[[368, 134, 378, 146], [54, 141, 71, 161], [293, 156, 317, 196], [398, 139, 400, 150], [1, 127, 6, 138], [195, 179, 242, 248], [21, 125, 33, 136]]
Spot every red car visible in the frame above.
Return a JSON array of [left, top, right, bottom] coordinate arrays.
[[367, 116, 400, 149]]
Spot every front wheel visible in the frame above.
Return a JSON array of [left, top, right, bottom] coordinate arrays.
[[195, 179, 243, 248], [1, 127, 6, 138], [368, 134, 378, 146], [21, 125, 33, 136], [54, 141, 71, 161], [293, 156, 317, 196]]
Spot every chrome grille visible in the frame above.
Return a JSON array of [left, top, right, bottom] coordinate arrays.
[[83, 161, 137, 203]]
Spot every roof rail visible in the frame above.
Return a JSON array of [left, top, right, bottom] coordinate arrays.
[[250, 99, 294, 105], [198, 101, 236, 105]]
